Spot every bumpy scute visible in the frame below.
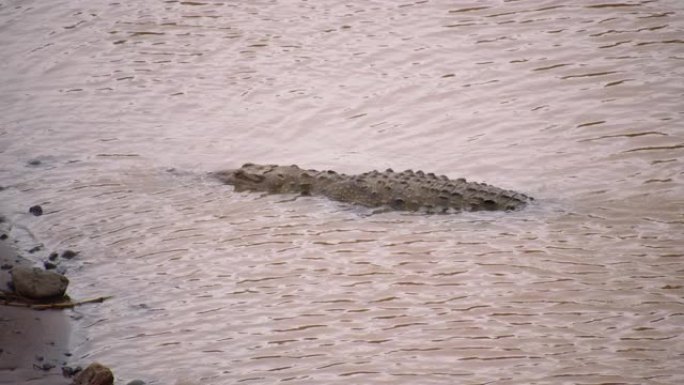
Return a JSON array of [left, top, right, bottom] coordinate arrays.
[[213, 163, 531, 213]]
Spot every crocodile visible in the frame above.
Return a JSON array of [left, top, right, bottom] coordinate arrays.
[[212, 163, 531, 213]]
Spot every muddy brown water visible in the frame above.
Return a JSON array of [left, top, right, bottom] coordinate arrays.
[[1, 1, 683, 384]]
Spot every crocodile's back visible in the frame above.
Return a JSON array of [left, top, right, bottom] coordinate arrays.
[[213, 164, 531, 213], [321, 169, 529, 213]]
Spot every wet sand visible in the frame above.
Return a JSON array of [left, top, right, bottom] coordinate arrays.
[[0, 239, 71, 385]]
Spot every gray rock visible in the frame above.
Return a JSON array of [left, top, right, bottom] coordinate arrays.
[[61, 249, 78, 259], [71, 362, 114, 385], [29, 205, 43, 216], [62, 365, 83, 377], [126, 380, 146, 385], [10, 266, 69, 299]]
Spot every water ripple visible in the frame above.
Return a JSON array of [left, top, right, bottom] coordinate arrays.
[[1, 0, 683, 384]]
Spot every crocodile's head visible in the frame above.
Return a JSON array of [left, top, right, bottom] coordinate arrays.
[[212, 163, 313, 194]]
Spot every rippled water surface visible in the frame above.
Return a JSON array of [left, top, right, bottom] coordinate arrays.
[[1, 0, 683, 384]]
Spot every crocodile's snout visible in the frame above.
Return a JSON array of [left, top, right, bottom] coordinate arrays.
[[212, 168, 266, 185], [233, 170, 265, 183], [211, 169, 238, 184]]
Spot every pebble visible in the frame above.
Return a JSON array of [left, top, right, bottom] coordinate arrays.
[[126, 380, 146, 385], [61, 250, 78, 259], [34, 362, 55, 371], [28, 245, 43, 253], [62, 365, 82, 377], [29, 205, 43, 216]]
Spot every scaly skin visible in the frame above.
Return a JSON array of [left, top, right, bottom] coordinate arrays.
[[212, 163, 531, 213]]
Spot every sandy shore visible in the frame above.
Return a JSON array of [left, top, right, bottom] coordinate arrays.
[[0, 238, 71, 385]]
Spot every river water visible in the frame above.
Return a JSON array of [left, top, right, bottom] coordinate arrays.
[[1, 0, 683, 384]]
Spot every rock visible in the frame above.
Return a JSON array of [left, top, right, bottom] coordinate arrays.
[[28, 245, 43, 253], [71, 363, 114, 385], [62, 365, 83, 377], [61, 250, 78, 259], [0, 233, 7, 240], [49, 252, 59, 261], [126, 380, 146, 385], [44, 261, 58, 270], [27, 159, 42, 166], [34, 362, 55, 371], [29, 205, 43, 216], [10, 266, 69, 299]]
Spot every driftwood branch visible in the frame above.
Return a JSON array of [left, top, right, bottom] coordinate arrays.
[[0, 291, 112, 310]]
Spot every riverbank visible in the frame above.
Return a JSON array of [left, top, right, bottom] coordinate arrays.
[[0, 239, 71, 385]]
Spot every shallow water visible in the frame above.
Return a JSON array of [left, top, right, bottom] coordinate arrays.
[[1, 0, 683, 384]]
